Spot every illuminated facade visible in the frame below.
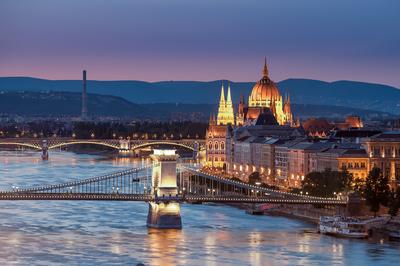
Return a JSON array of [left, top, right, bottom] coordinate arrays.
[[337, 151, 369, 180], [205, 115, 229, 168], [205, 83, 235, 168], [362, 132, 400, 184]]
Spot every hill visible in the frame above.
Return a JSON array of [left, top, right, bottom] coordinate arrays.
[[0, 91, 145, 118], [0, 91, 393, 121], [0, 77, 399, 114]]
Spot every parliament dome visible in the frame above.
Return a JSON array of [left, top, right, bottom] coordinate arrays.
[[249, 60, 281, 106]]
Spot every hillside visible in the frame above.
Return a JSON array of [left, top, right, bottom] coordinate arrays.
[[0, 77, 399, 114], [0, 91, 393, 121], [0, 91, 145, 117]]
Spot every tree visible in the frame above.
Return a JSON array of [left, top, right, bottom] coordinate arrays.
[[248, 172, 261, 185], [364, 167, 390, 216], [301, 168, 353, 197], [388, 187, 400, 218], [352, 177, 366, 196]]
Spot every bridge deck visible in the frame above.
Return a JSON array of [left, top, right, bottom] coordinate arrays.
[[0, 193, 152, 201], [0, 192, 346, 205]]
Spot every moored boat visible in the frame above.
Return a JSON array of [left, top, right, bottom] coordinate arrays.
[[318, 216, 368, 238]]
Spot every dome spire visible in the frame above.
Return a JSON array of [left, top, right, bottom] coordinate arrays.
[[262, 57, 269, 77]]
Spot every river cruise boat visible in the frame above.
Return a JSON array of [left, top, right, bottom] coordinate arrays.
[[318, 216, 368, 238]]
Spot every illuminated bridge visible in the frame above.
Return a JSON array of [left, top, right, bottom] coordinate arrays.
[[0, 137, 205, 159], [0, 151, 346, 228]]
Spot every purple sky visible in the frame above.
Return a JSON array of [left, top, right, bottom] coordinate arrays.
[[0, 0, 399, 87]]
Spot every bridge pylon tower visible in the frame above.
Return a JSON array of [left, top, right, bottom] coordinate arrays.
[[41, 140, 49, 160], [147, 149, 182, 229]]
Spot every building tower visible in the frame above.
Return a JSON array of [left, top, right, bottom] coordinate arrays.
[[283, 93, 293, 125], [81, 70, 88, 120], [216, 84, 235, 125], [236, 94, 245, 126]]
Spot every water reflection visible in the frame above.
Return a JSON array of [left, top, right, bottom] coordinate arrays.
[[0, 150, 399, 265], [147, 229, 183, 266]]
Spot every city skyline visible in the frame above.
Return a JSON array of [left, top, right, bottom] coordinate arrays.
[[1, 0, 400, 88]]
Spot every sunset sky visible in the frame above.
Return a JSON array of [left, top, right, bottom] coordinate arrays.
[[0, 0, 399, 87]]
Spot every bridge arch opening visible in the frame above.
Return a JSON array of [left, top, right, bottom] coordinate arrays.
[[48, 141, 120, 150], [0, 142, 42, 150], [132, 142, 195, 152]]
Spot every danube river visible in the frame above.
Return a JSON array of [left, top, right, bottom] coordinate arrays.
[[0, 150, 399, 266]]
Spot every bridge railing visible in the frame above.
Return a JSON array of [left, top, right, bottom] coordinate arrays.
[[179, 166, 346, 204], [2, 164, 156, 194]]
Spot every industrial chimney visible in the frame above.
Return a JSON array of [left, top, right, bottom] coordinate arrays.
[[81, 70, 88, 120]]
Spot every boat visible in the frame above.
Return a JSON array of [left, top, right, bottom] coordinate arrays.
[[245, 208, 264, 215], [388, 230, 400, 240], [245, 204, 265, 215], [318, 216, 369, 238]]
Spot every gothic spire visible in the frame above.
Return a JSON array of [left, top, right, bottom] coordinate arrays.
[[219, 84, 225, 103], [227, 84, 232, 103], [262, 57, 269, 77]]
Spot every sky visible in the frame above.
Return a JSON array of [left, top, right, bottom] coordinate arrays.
[[0, 0, 399, 87]]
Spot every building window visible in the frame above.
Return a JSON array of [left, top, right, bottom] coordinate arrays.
[[215, 142, 219, 150], [208, 143, 212, 150], [221, 142, 225, 150], [361, 162, 366, 168]]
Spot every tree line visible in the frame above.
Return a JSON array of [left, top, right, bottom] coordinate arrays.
[[298, 167, 400, 217]]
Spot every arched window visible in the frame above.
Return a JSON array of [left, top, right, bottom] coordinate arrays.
[[215, 142, 219, 150], [208, 142, 212, 150], [221, 142, 225, 150]]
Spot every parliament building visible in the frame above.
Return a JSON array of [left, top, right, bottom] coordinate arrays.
[[206, 59, 294, 168]]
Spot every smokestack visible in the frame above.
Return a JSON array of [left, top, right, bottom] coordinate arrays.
[[81, 70, 88, 120]]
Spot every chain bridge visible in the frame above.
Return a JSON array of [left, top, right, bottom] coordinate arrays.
[[0, 149, 346, 229], [0, 137, 205, 159]]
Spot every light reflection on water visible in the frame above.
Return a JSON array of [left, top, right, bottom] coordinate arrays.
[[0, 150, 400, 265]]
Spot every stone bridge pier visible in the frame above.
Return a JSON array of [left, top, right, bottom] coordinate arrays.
[[118, 139, 131, 154], [147, 149, 182, 229]]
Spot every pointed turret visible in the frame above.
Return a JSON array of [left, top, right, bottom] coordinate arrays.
[[236, 93, 245, 126], [219, 84, 225, 103], [283, 92, 293, 125], [227, 84, 232, 104], [262, 57, 269, 78]]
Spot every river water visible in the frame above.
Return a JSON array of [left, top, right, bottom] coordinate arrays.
[[0, 150, 399, 266]]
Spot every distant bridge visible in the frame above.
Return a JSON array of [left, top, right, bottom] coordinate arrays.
[[0, 137, 205, 159]]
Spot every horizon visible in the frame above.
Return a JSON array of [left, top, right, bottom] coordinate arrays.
[[1, 0, 399, 87], [1, 75, 399, 90]]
